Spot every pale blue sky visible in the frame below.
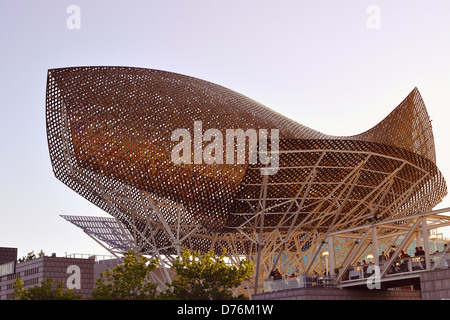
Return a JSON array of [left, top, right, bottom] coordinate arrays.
[[1, 1, 450, 258]]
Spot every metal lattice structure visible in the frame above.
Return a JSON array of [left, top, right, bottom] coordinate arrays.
[[46, 66, 447, 293], [60, 215, 133, 253]]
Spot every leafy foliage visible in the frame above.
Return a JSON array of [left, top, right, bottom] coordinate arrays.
[[11, 249, 254, 300], [11, 277, 81, 300], [91, 250, 159, 300], [161, 248, 254, 300], [17, 250, 46, 263]]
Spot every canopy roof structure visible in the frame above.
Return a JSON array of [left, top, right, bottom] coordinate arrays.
[[60, 215, 132, 253], [47, 67, 447, 292]]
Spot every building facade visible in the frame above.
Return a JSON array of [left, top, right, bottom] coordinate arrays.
[[0, 247, 119, 300]]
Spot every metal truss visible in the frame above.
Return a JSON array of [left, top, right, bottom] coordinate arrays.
[[47, 67, 447, 296], [60, 146, 447, 295], [329, 207, 450, 288]]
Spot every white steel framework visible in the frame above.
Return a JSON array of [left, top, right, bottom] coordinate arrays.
[[47, 67, 447, 296]]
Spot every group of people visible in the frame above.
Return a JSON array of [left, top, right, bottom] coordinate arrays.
[[347, 247, 424, 277], [269, 268, 283, 280], [377, 246, 428, 272], [414, 246, 426, 256], [378, 246, 425, 262], [269, 244, 449, 282]]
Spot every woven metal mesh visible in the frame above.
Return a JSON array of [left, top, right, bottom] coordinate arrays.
[[46, 66, 447, 254]]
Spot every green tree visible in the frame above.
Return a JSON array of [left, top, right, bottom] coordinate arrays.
[[17, 250, 46, 263], [162, 248, 254, 300], [11, 277, 26, 299], [91, 250, 159, 300], [10, 277, 81, 300]]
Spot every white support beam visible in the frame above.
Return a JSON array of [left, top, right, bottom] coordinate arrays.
[[380, 218, 421, 278], [335, 230, 371, 284], [422, 216, 432, 270], [328, 236, 336, 277], [371, 226, 379, 267]]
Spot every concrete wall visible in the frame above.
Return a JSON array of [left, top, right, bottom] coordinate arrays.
[[254, 269, 450, 300], [252, 287, 421, 300], [420, 269, 450, 300]]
